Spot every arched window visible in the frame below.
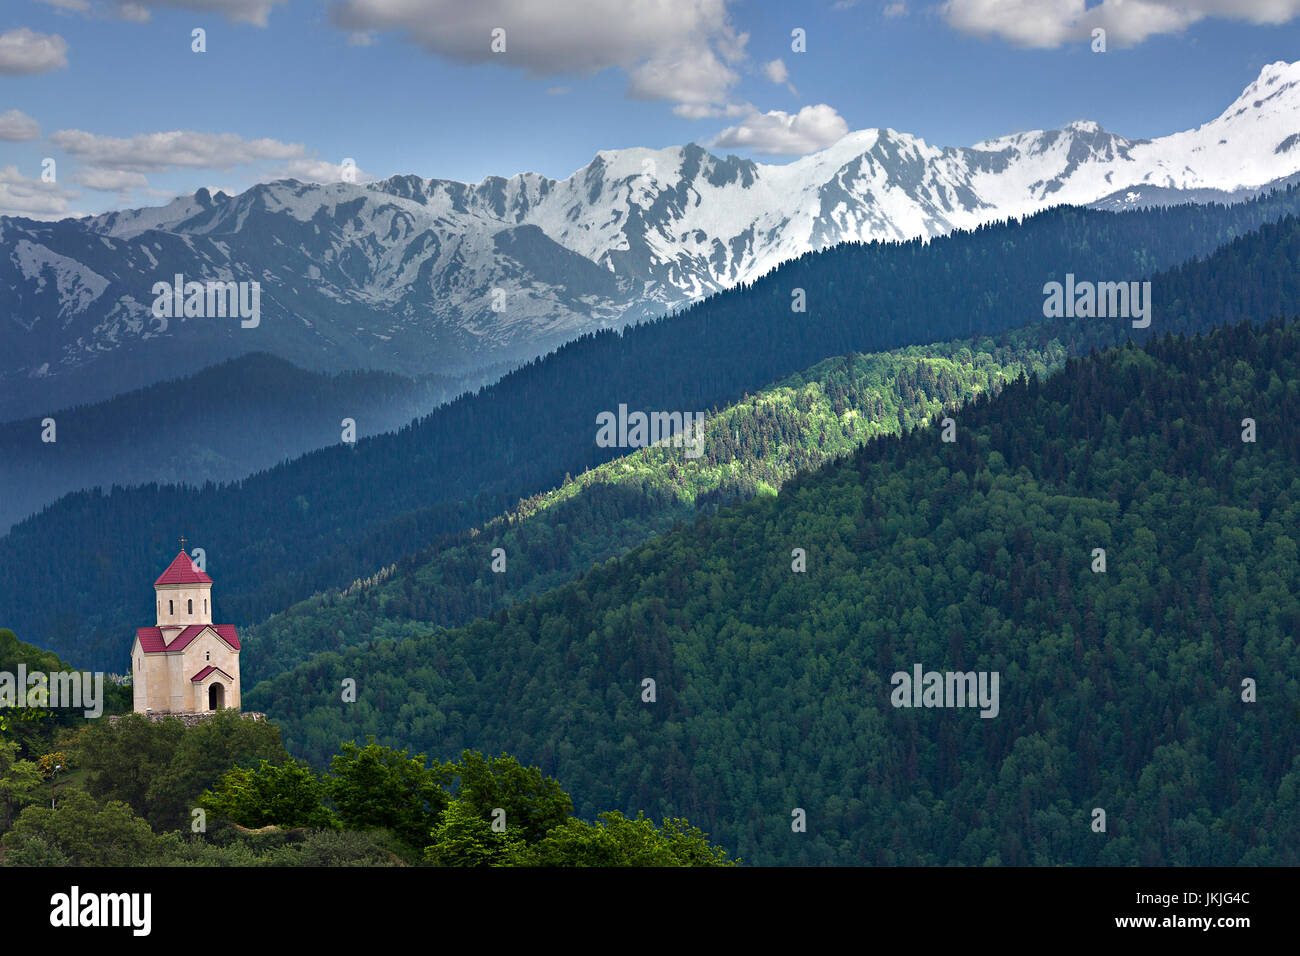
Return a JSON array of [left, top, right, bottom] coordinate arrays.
[[188, 599, 193, 614], [169, 600, 174, 615]]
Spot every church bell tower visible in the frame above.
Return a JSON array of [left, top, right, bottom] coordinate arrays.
[[132, 544, 243, 716]]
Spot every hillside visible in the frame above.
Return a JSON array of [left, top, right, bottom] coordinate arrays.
[[240, 338, 1065, 683], [0, 353, 500, 533], [6, 189, 1300, 669], [249, 319, 1300, 865]]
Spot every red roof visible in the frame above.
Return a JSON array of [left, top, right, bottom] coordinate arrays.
[[154, 550, 213, 586], [135, 624, 240, 654], [190, 665, 234, 683]]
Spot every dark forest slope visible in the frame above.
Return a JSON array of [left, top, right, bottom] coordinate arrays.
[[251, 320, 1300, 866]]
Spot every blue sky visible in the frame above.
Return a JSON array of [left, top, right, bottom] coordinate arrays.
[[3, 0, 1300, 218]]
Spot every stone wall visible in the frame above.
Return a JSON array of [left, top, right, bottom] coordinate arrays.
[[108, 711, 266, 727]]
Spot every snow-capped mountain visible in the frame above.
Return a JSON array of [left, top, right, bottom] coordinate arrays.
[[5, 60, 1300, 419]]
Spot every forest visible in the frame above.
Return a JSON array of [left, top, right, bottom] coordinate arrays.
[[238, 337, 1065, 684], [0, 662, 731, 867], [247, 319, 1300, 865], [6, 185, 1300, 670]]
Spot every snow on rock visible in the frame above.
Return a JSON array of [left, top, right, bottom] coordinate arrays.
[[5, 60, 1300, 400]]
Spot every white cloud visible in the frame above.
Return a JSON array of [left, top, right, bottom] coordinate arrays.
[[35, 0, 93, 12], [49, 129, 306, 172], [36, 127, 367, 206], [116, 3, 151, 21], [0, 165, 82, 219], [941, 0, 1300, 48], [834, 1, 906, 13], [144, 0, 291, 24], [711, 104, 850, 155], [0, 28, 69, 75], [264, 157, 376, 184], [762, 58, 797, 95], [328, 0, 749, 114], [628, 48, 739, 105], [73, 167, 149, 192], [673, 101, 751, 119], [36, 0, 286, 25], [762, 59, 789, 85], [0, 109, 41, 142]]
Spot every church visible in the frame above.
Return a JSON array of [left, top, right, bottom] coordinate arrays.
[[130, 548, 242, 715]]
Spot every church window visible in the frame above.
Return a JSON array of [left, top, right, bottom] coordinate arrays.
[[206, 651, 210, 661], [169, 600, 174, 615], [188, 598, 193, 614]]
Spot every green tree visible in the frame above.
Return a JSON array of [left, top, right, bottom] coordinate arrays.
[[79, 709, 284, 831], [199, 758, 337, 830], [423, 798, 522, 867], [78, 714, 186, 816], [325, 739, 451, 852], [508, 811, 737, 866], [1, 834, 72, 866], [0, 737, 43, 833], [451, 750, 572, 843], [144, 709, 286, 830], [2, 789, 159, 866]]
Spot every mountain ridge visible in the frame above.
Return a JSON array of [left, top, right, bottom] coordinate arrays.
[[0, 352, 504, 533], [5, 61, 1300, 418]]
